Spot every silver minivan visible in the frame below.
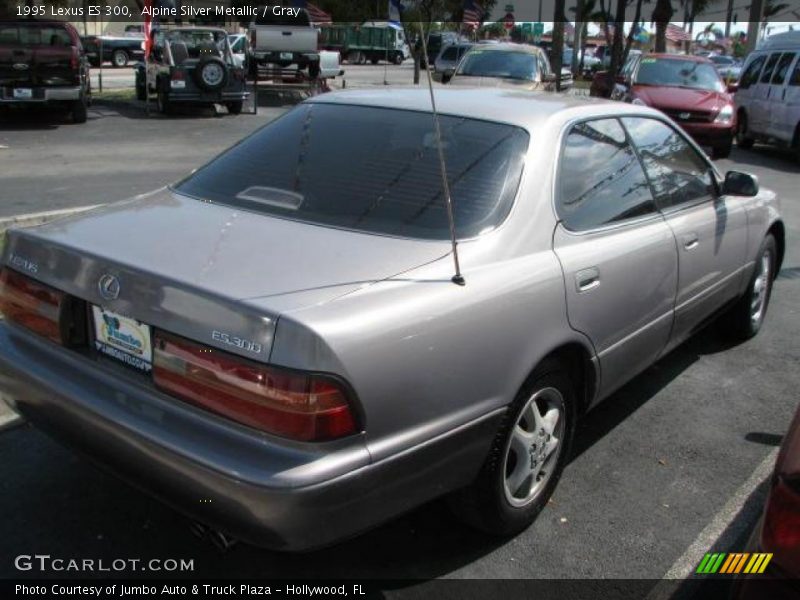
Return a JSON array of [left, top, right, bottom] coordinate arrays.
[[734, 30, 800, 160]]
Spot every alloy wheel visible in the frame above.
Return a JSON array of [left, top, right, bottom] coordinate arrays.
[[503, 387, 565, 508]]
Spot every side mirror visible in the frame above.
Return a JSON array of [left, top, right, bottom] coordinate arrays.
[[722, 171, 759, 196], [727, 82, 739, 93]]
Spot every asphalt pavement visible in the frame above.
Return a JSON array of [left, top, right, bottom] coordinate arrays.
[[0, 82, 798, 592]]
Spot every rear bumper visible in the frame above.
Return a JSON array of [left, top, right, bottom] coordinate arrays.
[[253, 51, 319, 65], [167, 84, 248, 103], [0, 85, 82, 103], [0, 323, 499, 551]]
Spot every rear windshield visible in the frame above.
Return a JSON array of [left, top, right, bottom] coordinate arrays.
[[457, 49, 538, 81], [177, 104, 529, 240], [0, 24, 72, 46], [635, 58, 724, 92], [255, 9, 311, 26]]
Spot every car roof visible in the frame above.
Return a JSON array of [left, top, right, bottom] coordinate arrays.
[[308, 88, 665, 132], [468, 42, 544, 54], [644, 53, 713, 64]]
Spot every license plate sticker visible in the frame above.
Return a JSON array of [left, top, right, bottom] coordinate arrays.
[[13, 88, 33, 99], [92, 306, 153, 373]]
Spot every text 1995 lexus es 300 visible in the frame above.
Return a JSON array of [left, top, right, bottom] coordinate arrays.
[[0, 89, 785, 551]]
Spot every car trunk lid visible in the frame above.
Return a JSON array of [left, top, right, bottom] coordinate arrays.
[[3, 190, 450, 360]]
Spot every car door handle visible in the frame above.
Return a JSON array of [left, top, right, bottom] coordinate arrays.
[[683, 233, 700, 250], [575, 267, 600, 292], [282, 31, 292, 36]]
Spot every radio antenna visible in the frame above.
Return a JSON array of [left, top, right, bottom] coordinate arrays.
[[418, 24, 465, 286]]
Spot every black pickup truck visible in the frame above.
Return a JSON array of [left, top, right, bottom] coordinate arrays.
[[0, 19, 91, 122], [81, 34, 144, 68]]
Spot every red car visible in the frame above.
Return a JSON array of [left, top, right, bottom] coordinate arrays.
[[732, 401, 800, 599], [591, 53, 736, 159]]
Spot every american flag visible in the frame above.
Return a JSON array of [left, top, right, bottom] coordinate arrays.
[[292, 1, 333, 25], [463, 0, 484, 30], [143, 0, 152, 60]]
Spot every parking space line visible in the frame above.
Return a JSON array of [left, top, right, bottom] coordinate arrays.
[[645, 447, 778, 599]]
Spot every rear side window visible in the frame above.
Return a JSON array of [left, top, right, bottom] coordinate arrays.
[[622, 118, 713, 212], [760, 53, 782, 83], [177, 104, 529, 240], [739, 54, 766, 89], [0, 25, 71, 46], [772, 53, 796, 85], [792, 58, 800, 86], [558, 118, 656, 231]]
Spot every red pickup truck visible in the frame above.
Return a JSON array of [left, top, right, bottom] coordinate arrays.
[[0, 19, 91, 123]]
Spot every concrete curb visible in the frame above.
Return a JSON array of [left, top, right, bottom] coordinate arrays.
[[0, 204, 102, 233]]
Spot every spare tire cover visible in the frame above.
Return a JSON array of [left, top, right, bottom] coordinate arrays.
[[194, 56, 228, 91]]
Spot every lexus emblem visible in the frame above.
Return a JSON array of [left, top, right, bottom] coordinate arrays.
[[679, 112, 691, 120], [98, 274, 120, 301]]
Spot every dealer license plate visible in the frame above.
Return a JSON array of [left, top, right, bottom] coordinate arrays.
[[13, 88, 32, 99], [92, 306, 153, 373], [280, 52, 293, 61]]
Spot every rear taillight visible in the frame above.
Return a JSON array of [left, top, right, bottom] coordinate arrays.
[[0, 268, 64, 343], [762, 478, 800, 555], [70, 47, 79, 70], [153, 331, 359, 442]]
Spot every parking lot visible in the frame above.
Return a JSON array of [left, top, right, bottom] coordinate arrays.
[[1, 65, 799, 594]]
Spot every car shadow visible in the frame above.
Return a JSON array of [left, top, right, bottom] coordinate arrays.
[[0, 106, 71, 130], [571, 327, 739, 462]]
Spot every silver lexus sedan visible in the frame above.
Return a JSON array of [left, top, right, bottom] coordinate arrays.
[[0, 89, 785, 551]]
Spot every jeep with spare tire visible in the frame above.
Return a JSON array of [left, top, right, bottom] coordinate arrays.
[[136, 27, 248, 115]]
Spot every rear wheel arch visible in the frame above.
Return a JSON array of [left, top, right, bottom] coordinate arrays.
[[768, 220, 786, 275], [530, 341, 597, 416]]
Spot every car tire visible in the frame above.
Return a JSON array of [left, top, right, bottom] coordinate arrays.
[[308, 61, 320, 79], [71, 94, 88, 124], [393, 52, 403, 65], [724, 234, 776, 341], [112, 49, 129, 68], [736, 112, 755, 149], [712, 138, 733, 160], [226, 101, 243, 115], [193, 56, 228, 92], [370, 57, 379, 65], [449, 358, 576, 536]]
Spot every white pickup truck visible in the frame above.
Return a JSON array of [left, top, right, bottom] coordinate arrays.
[[249, 8, 320, 77]]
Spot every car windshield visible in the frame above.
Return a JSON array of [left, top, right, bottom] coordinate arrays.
[[176, 104, 529, 240], [635, 58, 724, 92], [457, 49, 538, 81]]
